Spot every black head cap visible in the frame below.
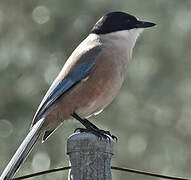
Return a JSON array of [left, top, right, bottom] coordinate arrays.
[[91, 11, 156, 35]]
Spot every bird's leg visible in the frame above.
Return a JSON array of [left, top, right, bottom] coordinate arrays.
[[72, 113, 99, 129], [72, 112, 117, 141]]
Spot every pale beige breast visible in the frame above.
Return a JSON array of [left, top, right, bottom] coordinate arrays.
[[58, 46, 127, 119]]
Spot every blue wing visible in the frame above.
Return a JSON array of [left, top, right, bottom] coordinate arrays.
[[31, 46, 101, 127]]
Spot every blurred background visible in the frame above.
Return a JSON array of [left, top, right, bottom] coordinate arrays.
[[0, 0, 191, 179]]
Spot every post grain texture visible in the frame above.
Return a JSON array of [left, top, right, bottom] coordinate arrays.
[[67, 132, 114, 180]]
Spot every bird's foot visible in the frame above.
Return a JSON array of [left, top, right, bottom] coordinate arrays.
[[74, 127, 118, 142], [72, 113, 117, 141]]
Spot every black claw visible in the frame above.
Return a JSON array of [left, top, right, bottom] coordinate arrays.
[[74, 128, 81, 133], [111, 135, 118, 142]]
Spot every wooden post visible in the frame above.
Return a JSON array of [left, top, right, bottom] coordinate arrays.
[[67, 132, 114, 180]]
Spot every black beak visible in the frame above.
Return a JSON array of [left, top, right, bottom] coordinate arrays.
[[135, 21, 156, 28]]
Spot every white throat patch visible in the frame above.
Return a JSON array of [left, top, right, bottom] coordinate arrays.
[[99, 28, 144, 58], [105, 28, 144, 46]]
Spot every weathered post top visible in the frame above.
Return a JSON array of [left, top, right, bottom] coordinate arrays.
[[67, 132, 114, 180]]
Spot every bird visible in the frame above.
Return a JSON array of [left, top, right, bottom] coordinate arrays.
[[0, 11, 155, 180]]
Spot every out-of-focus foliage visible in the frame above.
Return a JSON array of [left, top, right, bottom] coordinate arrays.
[[0, 0, 191, 179]]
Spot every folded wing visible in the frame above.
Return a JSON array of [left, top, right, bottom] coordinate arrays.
[[31, 46, 102, 129]]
